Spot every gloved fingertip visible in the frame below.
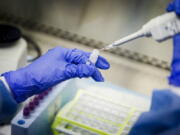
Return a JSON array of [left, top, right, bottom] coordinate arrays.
[[96, 56, 110, 70], [92, 76, 104, 82], [166, 3, 174, 12], [99, 77, 105, 82], [166, 6, 174, 12], [91, 69, 104, 82], [94, 75, 104, 82]]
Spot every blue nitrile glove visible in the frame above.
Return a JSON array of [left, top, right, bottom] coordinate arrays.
[[167, 0, 180, 15], [129, 90, 180, 135], [2, 46, 110, 103], [168, 34, 180, 86], [167, 0, 180, 86], [129, 1, 180, 135]]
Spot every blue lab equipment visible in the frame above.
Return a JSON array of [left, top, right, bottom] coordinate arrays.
[[2, 46, 110, 103]]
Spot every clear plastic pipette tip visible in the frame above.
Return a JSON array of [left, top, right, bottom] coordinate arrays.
[[100, 44, 114, 51], [100, 30, 145, 51]]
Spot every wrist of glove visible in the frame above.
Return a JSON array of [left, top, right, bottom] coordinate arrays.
[[168, 34, 180, 86], [2, 46, 110, 103]]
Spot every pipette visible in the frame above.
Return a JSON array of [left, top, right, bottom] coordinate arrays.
[[101, 12, 180, 50]]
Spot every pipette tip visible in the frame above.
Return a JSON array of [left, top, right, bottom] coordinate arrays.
[[100, 45, 113, 51], [99, 48, 106, 51]]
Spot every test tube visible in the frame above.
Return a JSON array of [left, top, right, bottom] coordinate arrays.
[[86, 49, 99, 65], [29, 101, 35, 111], [23, 106, 30, 117]]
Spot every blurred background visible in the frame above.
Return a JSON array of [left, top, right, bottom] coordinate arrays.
[[0, 0, 171, 96]]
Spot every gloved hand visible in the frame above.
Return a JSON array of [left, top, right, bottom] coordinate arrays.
[[129, 90, 180, 135], [2, 46, 110, 103], [167, 0, 180, 86], [167, 0, 180, 15], [129, 1, 180, 135], [168, 34, 180, 86]]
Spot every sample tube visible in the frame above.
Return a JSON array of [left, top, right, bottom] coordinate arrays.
[[86, 49, 99, 65]]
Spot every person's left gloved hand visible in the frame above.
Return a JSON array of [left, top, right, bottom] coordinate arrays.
[[2, 46, 110, 103], [129, 90, 180, 135]]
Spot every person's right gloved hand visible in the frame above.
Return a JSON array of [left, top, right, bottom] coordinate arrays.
[[129, 1, 180, 135], [168, 34, 180, 86], [2, 46, 110, 103], [129, 90, 180, 135], [167, 0, 180, 15], [167, 0, 180, 86]]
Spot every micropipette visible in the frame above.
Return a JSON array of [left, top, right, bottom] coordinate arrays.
[[101, 12, 180, 50]]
